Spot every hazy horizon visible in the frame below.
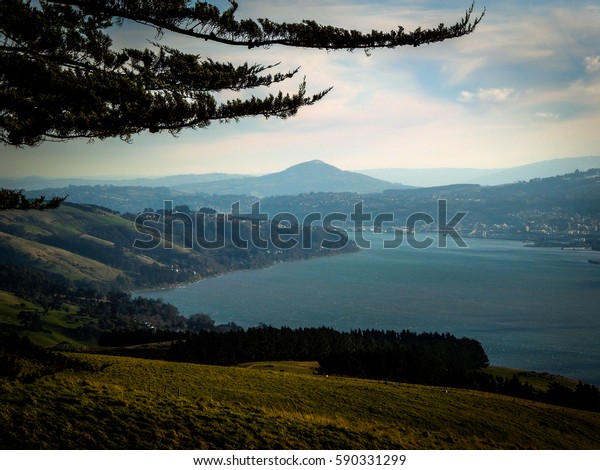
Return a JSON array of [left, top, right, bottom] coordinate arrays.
[[3, 155, 600, 186]]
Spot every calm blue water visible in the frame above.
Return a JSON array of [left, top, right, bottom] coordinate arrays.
[[136, 237, 600, 385]]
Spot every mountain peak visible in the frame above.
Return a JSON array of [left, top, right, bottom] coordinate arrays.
[[168, 159, 405, 196], [284, 160, 338, 171]]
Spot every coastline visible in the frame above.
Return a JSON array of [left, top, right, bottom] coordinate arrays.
[[132, 242, 361, 294], [133, 237, 600, 386]]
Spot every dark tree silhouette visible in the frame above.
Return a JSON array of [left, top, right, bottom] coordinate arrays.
[[1, 0, 484, 146], [0, 188, 67, 210]]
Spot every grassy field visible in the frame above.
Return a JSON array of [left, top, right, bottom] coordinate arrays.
[[487, 366, 580, 392], [2, 291, 599, 450], [238, 361, 319, 375], [1, 353, 599, 450], [0, 290, 94, 347]]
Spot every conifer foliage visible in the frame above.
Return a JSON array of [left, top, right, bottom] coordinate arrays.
[[0, 189, 66, 210], [1, 1, 484, 146]]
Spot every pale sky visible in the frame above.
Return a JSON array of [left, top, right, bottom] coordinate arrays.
[[2, 0, 600, 178]]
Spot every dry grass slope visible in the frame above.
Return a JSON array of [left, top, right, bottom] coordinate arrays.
[[0, 232, 123, 282]]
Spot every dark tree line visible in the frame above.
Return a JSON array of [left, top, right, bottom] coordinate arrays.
[[100, 325, 490, 386], [0, 188, 66, 211], [158, 326, 490, 387], [544, 381, 600, 412], [0, 264, 190, 334], [100, 324, 600, 412], [0, 263, 97, 305], [317, 330, 489, 387], [468, 371, 600, 413]]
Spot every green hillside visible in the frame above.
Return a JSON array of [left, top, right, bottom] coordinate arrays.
[[0, 203, 208, 288], [0, 290, 96, 347], [1, 289, 598, 450], [1, 352, 599, 449], [0, 232, 124, 283], [0, 203, 356, 290]]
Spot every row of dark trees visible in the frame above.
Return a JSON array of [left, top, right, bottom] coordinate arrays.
[[0, 264, 190, 334], [99, 324, 600, 412], [317, 330, 489, 387], [469, 371, 600, 412], [0, 263, 244, 341], [100, 326, 489, 387]]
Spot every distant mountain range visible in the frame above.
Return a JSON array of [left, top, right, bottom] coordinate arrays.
[[256, 168, 600, 247], [360, 156, 600, 187], [9, 160, 409, 200], [3, 170, 599, 286], [4, 157, 600, 199], [0, 173, 248, 191], [171, 160, 409, 196]]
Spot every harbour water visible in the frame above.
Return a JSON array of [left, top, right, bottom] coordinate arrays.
[[136, 236, 600, 385]]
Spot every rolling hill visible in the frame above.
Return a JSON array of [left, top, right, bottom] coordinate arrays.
[[258, 168, 600, 233], [1, 351, 598, 449], [6, 160, 409, 198], [0, 203, 197, 288], [14, 158, 600, 215], [0, 172, 248, 191], [0, 202, 357, 290], [360, 156, 600, 187], [6, 157, 600, 202], [20, 185, 197, 215], [172, 160, 409, 196], [17, 161, 409, 212]]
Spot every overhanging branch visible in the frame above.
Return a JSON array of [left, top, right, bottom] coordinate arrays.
[[47, 0, 485, 51]]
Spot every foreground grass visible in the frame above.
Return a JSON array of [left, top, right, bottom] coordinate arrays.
[[1, 354, 599, 449], [238, 361, 319, 375]]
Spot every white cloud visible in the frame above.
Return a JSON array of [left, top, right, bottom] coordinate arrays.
[[585, 56, 600, 73], [458, 90, 475, 103], [570, 79, 600, 98], [535, 112, 559, 120], [458, 87, 515, 103]]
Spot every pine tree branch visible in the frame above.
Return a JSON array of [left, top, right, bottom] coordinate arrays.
[[0, 189, 67, 210], [1, 1, 328, 146], [48, 1, 485, 51], [1, 1, 484, 146]]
